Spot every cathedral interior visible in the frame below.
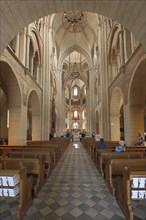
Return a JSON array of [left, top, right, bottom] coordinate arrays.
[[0, 1, 146, 220]]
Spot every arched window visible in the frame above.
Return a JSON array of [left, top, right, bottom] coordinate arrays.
[[74, 110, 78, 118], [73, 122, 78, 129], [33, 52, 39, 80], [29, 39, 34, 74], [74, 86, 78, 96], [82, 110, 86, 119]]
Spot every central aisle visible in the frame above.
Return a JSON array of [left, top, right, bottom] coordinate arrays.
[[24, 142, 125, 219]]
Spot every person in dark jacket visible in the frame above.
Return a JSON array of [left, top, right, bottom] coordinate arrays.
[[97, 138, 107, 149]]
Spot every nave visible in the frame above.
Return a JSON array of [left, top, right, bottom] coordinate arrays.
[[0, 142, 144, 220]]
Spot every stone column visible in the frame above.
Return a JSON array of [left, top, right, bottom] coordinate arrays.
[[99, 20, 110, 140], [8, 104, 27, 145], [123, 28, 128, 62], [119, 27, 125, 66], [56, 69, 64, 135], [86, 85, 90, 134], [25, 29, 30, 69], [19, 28, 27, 65], [32, 113, 41, 140], [15, 33, 20, 57], [41, 24, 50, 140], [87, 68, 96, 135]]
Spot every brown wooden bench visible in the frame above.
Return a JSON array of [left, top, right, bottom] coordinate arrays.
[[117, 168, 146, 220], [104, 158, 146, 195], [0, 168, 32, 220], [98, 151, 146, 177], [0, 157, 45, 195], [82, 138, 119, 161], [0, 146, 59, 168], [94, 146, 146, 168], [3, 151, 53, 177], [27, 138, 69, 155]]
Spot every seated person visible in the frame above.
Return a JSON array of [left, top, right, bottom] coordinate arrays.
[[135, 131, 144, 146], [97, 138, 107, 149], [114, 140, 126, 152]]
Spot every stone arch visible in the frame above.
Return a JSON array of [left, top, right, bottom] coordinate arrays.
[[108, 23, 122, 80], [126, 56, 146, 144], [0, 61, 25, 145], [110, 87, 124, 141], [27, 90, 41, 140], [28, 33, 42, 83], [62, 47, 90, 87], [71, 121, 81, 130], [0, 86, 7, 143], [0, 1, 146, 56], [108, 23, 122, 62], [59, 46, 92, 70], [30, 28, 42, 64]]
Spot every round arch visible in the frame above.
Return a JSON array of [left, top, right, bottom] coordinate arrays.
[[126, 56, 146, 144], [0, 61, 24, 145], [27, 90, 41, 140], [110, 87, 124, 141], [0, 1, 146, 56]]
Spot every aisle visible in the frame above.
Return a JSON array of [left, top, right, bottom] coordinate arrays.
[[24, 142, 125, 220]]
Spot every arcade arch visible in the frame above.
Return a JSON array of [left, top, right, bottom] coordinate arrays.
[[27, 90, 41, 141], [125, 57, 146, 145], [0, 61, 22, 145], [110, 88, 124, 141], [0, 1, 146, 56]]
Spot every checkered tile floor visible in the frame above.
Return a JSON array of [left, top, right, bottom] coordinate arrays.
[[0, 142, 145, 219]]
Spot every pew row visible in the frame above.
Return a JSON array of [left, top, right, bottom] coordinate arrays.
[[95, 146, 146, 167], [0, 157, 45, 195], [0, 146, 60, 169], [27, 138, 70, 154], [117, 168, 146, 220], [98, 151, 146, 177], [104, 158, 146, 195], [0, 168, 33, 220], [3, 151, 52, 177]]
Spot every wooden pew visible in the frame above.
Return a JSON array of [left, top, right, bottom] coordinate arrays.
[[82, 137, 146, 163], [27, 138, 70, 155], [117, 168, 146, 220], [0, 146, 59, 168], [98, 151, 146, 177], [0, 168, 33, 220], [81, 137, 96, 155], [3, 151, 53, 177], [92, 141, 120, 163], [95, 146, 146, 168], [0, 157, 45, 195], [82, 138, 119, 161], [104, 158, 146, 195], [27, 145, 61, 163]]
